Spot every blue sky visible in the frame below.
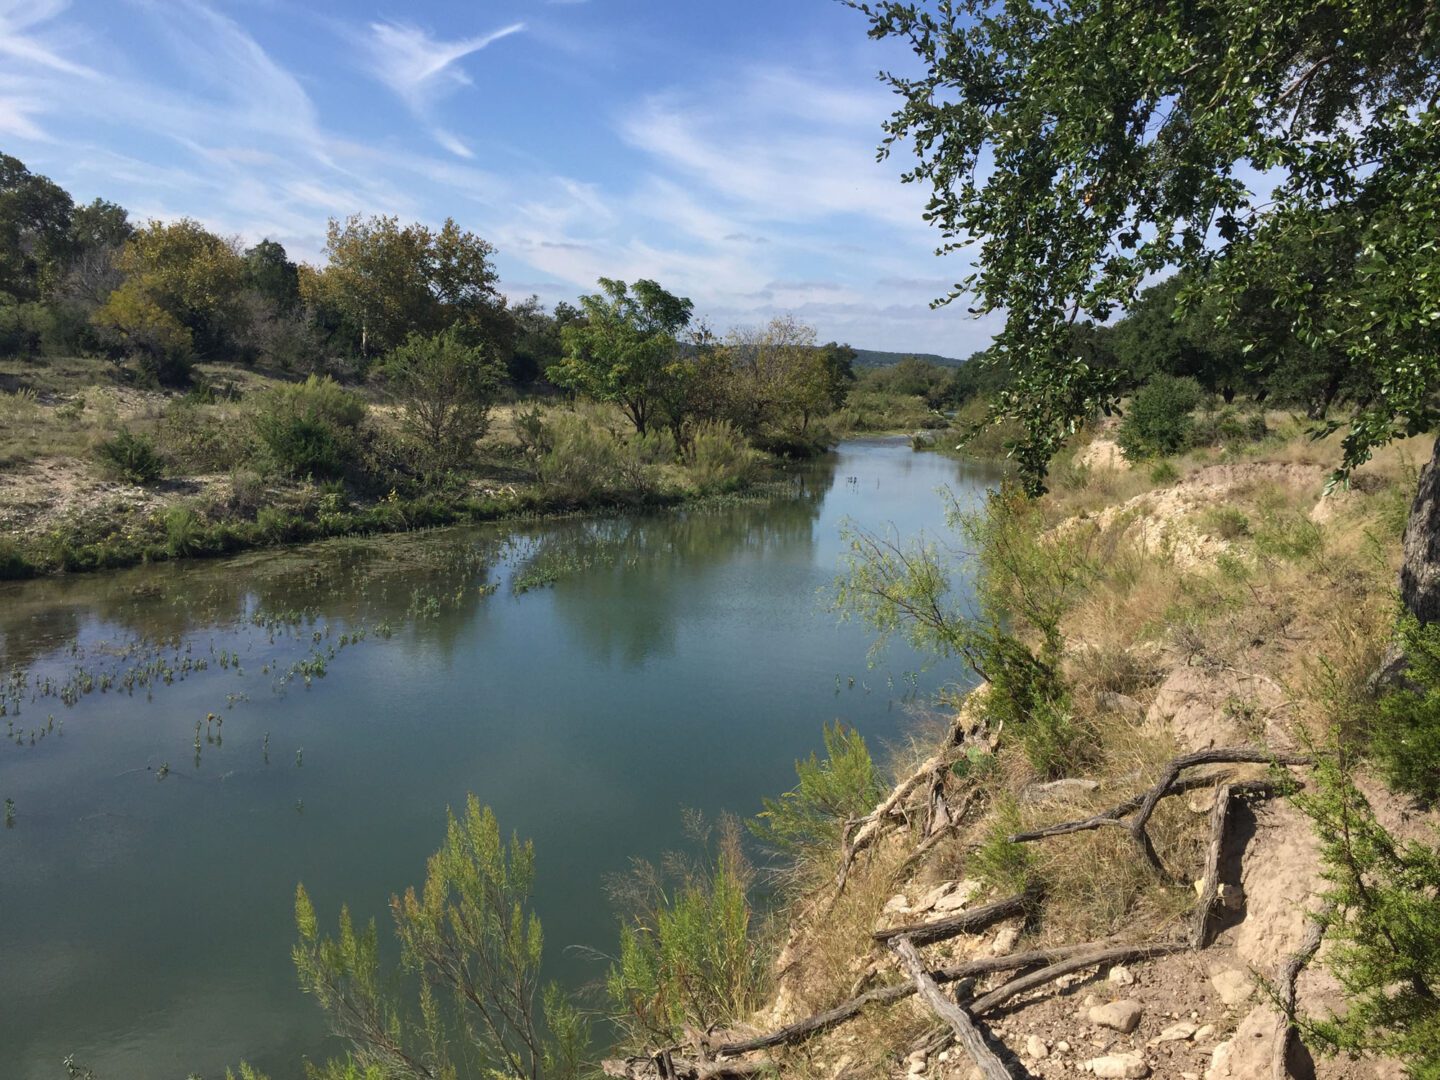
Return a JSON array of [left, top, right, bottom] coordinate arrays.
[[0, 0, 1000, 355]]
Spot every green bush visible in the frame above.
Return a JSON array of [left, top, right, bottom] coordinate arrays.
[[534, 410, 665, 503], [1371, 616, 1440, 804], [162, 506, 202, 556], [1192, 405, 1268, 448], [251, 375, 366, 479], [750, 723, 887, 867], [94, 428, 165, 484], [607, 818, 768, 1049], [1294, 742, 1440, 1073], [1116, 375, 1203, 459]]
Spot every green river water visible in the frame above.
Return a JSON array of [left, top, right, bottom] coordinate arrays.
[[0, 438, 1001, 1079]]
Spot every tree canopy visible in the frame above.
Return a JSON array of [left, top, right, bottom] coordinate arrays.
[[850, 0, 1439, 490]]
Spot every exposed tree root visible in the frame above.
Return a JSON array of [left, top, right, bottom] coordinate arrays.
[[601, 1053, 771, 1080], [1191, 782, 1234, 949], [891, 937, 1021, 1080], [1009, 747, 1307, 878], [1272, 904, 1333, 1080], [966, 940, 1187, 1015]]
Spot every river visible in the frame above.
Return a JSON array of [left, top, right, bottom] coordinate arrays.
[[0, 438, 1001, 1079]]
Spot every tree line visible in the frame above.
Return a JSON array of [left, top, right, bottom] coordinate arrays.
[[0, 152, 855, 459]]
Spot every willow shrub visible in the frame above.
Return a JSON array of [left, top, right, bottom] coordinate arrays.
[[606, 818, 768, 1050], [749, 722, 887, 871], [293, 796, 587, 1080], [834, 486, 1098, 777]]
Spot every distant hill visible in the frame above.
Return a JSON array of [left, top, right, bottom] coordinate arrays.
[[850, 348, 967, 368]]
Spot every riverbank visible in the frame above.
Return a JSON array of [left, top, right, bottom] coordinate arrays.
[[623, 421, 1437, 1080], [0, 356, 820, 581]]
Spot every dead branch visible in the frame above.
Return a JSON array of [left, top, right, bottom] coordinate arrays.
[[967, 940, 1187, 1016], [1008, 774, 1222, 843], [706, 941, 1109, 1056], [1273, 903, 1333, 1080], [891, 937, 1020, 1080], [873, 890, 1037, 946], [1010, 747, 1307, 878], [1190, 782, 1234, 950], [602, 1053, 771, 1080]]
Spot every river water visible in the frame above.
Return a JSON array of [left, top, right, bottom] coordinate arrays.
[[0, 438, 1001, 1079]]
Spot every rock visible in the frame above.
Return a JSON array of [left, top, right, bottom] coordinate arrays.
[[1204, 1007, 1280, 1078], [991, 926, 1020, 955], [1152, 1021, 1198, 1044], [1022, 777, 1101, 803], [1056, 1041, 1072, 1053], [931, 879, 982, 913], [1085, 1052, 1150, 1078], [915, 882, 956, 912], [883, 894, 911, 915], [1210, 969, 1255, 1007], [905, 1049, 927, 1075], [1097, 691, 1145, 719], [1194, 1024, 1215, 1041], [1089, 999, 1145, 1034], [1026, 1035, 1050, 1060], [1107, 965, 1135, 986]]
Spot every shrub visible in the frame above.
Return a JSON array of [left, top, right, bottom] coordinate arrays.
[[750, 723, 887, 868], [251, 375, 366, 479], [1293, 741, 1440, 1073], [1370, 616, 1440, 803], [380, 328, 504, 473], [1148, 460, 1179, 485], [534, 410, 664, 503], [685, 419, 757, 494], [1116, 375, 1203, 459], [94, 428, 165, 484], [606, 817, 768, 1049], [294, 796, 587, 1080], [163, 506, 202, 556]]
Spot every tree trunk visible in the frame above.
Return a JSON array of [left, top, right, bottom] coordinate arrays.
[[1400, 434, 1440, 626]]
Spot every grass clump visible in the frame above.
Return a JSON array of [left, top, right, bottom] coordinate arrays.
[[93, 427, 164, 483]]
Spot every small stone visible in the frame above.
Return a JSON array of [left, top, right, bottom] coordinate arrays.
[[991, 926, 1020, 955], [915, 882, 955, 912], [1083, 994, 1099, 1008], [1194, 1024, 1215, 1041], [1210, 969, 1254, 1007], [931, 879, 982, 912], [1026, 1035, 1050, 1060], [1097, 691, 1145, 719], [1089, 999, 1145, 1034], [905, 1050, 926, 1075], [1107, 965, 1135, 986], [1056, 1041, 1072, 1053], [884, 894, 911, 915], [1084, 1052, 1150, 1078], [1152, 1021, 1197, 1044]]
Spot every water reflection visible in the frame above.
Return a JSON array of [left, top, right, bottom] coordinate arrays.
[[0, 440, 998, 1080]]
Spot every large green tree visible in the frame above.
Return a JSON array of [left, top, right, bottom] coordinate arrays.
[[306, 214, 509, 361], [850, 0, 1440, 618], [550, 278, 694, 434], [0, 153, 75, 302]]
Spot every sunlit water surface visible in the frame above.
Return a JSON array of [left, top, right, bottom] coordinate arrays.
[[0, 439, 1001, 1079]]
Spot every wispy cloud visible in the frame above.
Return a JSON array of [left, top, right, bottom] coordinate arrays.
[[363, 19, 524, 157], [0, 0, 99, 79]]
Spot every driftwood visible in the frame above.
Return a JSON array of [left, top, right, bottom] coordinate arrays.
[[1010, 747, 1308, 878], [707, 941, 1110, 1056], [873, 890, 1036, 946], [602, 1054, 770, 1080], [890, 937, 1020, 1080], [1272, 904, 1333, 1080], [967, 940, 1187, 1016]]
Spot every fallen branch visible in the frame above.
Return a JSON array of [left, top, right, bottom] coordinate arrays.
[[1008, 774, 1220, 843], [891, 937, 1020, 1080], [873, 890, 1036, 946], [602, 1054, 771, 1080], [1272, 904, 1333, 1080], [707, 941, 1110, 1056], [967, 940, 1187, 1016]]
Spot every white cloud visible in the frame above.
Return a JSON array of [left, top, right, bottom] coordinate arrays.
[[367, 20, 525, 106], [0, 0, 99, 78]]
